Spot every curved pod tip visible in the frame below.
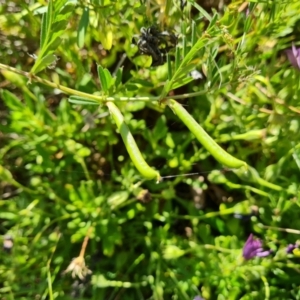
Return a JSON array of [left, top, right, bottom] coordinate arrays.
[[107, 102, 161, 181], [168, 99, 247, 169]]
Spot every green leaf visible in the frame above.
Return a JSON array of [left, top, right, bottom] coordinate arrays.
[[33, 6, 48, 15], [0, 212, 16, 220], [163, 245, 185, 260], [175, 46, 181, 71], [207, 13, 219, 30], [191, 20, 196, 46], [42, 34, 62, 54], [40, 42, 61, 62], [103, 68, 113, 90], [102, 30, 113, 50], [173, 61, 198, 79], [40, 13, 47, 48], [107, 191, 129, 209], [1, 89, 24, 110], [182, 36, 187, 57], [129, 79, 154, 88], [55, 3, 74, 22], [244, 15, 252, 33], [97, 65, 108, 92], [169, 60, 200, 90], [68, 96, 100, 105], [31, 0, 75, 74], [43, 0, 54, 47], [171, 76, 194, 90], [77, 6, 89, 48], [167, 54, 172, 81], [52, 19, 68, 32], [152, 116, 168, 142], [189, 0, 212, 21], [31, 54, 58, 74], [97, 65, 113, 93], [115, 67, 123, 87], [160, 35, 214, 98], [54, 0, 69, 15], [165, 0, 172, 18]]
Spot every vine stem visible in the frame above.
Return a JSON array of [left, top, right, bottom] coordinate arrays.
[[0, 63, 208, 102]]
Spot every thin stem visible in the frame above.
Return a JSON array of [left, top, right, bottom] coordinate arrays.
[[79, 226, 93, 258], [0, 63, 209, 103], [45, 232, 61, 300], [261, 276, 270, 300], [169, 206, 235, 220], [257, 224, 300, 235], [203, 244, 237, 254], [78, 159, 91, 181]]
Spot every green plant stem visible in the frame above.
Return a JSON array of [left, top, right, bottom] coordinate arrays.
[[170, 206, 235, 220], [0, 63, 209, 102], [78, 158, 91, 181], [79, 226, 93, 258], [261, 276, 270, 300], [203, 244, 237, 254], [168, 269, 190, 300], [257, 224, 300, 235], [44, 232, 61, 300]]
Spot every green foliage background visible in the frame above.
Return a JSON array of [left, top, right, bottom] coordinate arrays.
[[1, 0, 300, 299]]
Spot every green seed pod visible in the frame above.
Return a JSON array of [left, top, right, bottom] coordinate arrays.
[[107, 102, 161, 181], [168, 99, 247, 169]]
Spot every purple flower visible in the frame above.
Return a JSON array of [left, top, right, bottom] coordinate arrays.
[[243, 234, 272, 260], [286, 243, 298, 254], [286, 43, 300, 70]]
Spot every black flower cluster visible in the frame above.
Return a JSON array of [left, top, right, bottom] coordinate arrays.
[[137, 26, 177, 66]]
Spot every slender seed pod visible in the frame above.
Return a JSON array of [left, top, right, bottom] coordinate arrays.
[[107, 102, 161, 181], [168, 99, 247, 169]]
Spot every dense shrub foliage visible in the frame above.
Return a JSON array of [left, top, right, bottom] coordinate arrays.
[[1, 0, 300, 299]]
